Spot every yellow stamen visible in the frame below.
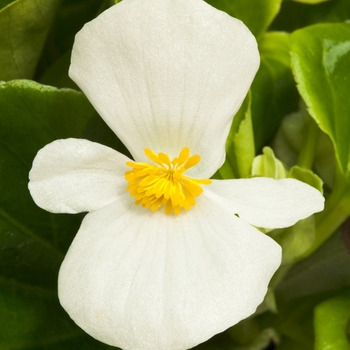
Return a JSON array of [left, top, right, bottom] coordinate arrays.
[[125, 147, 211, 215]]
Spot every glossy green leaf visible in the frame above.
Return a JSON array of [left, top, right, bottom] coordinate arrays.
[[216, 93, 255, 179], [314, 289, 350, 350], [0, 0, 59, 80], [290, 23, 350, 179], [0, 80, 116, 349], [251, 32, 299, 151], [205, 0, 282, 37]]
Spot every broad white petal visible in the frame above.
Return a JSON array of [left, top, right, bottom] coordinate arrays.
[[206, 178, 325, 229], [29, 139, 129, 214], [58, 192, 281, 350], [69, 0, 259, 178]]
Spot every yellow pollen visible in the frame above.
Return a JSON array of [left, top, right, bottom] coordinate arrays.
[[125, 148, 211, 215]]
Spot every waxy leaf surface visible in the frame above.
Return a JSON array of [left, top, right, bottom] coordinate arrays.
[[290, 23, 350, 179], [0, 0, 59, 80]]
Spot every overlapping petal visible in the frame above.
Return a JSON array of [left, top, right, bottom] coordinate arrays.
[[58, 192, 281, 350], [29, 138, 130, 213], [69, 0, 260, 178], [206, 178, 325, 228]]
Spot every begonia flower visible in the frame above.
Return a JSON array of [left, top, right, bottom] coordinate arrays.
[[28, 0, 324, 349]]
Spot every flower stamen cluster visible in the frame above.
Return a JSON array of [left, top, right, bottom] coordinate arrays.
[[125, 148, 211, 215]]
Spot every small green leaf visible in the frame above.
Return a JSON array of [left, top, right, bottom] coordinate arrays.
[[205, 0, 282, 38], [252, 147, 287, 179], [290, 23, 350, 179], [288, 166, 323, 193], [0, 0, 60, 80], [251, 32, 299, 151], [314, 289, 350, 350]]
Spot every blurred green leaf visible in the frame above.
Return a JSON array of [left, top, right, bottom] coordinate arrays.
[[290, 0, 330, 3], [274, 216, 316, 265], [36, 0, 114, 82], [0, 0, 60, 80], [0, 80, 118, 349], [277, 224, 350, 299], [251, 32, 299, 151], [205, 0, 281, 38], [273, 112, 336, 188], [288, 166, 323, 193], [271, 0, 350, 32], [228, 318, 261, 346], [0, 0, 14, 10], [314, 289, 350, 350], [256, 296, 316, 350], [39, 51, 77, 89], [290, 23, 350, 179], [216, 93, 254, 179]]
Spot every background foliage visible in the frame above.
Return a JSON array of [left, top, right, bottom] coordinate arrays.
[[1, 0, 350, 349]]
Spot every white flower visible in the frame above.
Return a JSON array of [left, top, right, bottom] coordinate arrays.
[[28, 0, 324, 349]]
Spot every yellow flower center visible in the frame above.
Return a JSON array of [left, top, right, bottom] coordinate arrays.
[[125, 148, 211, 215]]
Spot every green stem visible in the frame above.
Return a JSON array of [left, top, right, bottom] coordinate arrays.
[[297, 116, 320, 170], [301, 167, 350, 258]]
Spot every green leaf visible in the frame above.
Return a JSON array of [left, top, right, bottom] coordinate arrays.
[[290, 23, 350, 179], [274, 216, 316, 265], [252, 147, 287, 179], [290, 0, 330, 3], [0, 80, 116, 348], [273, 111, 336, 188], [277, 226, 350, 299], [271, 0, 350, 32], [204, 0, 282, 38], [216, 93, 255, 179], [251, 32, 299, 151], [0, 0, 59, 80], [36, 0, 113, 82], [314, 289, 350, 350], [39, 51, 78, 89], [288, 166, 323, 193], [0, 0, 14, 10]]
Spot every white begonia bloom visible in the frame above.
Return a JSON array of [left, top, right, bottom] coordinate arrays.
[[28, 0, 325, 349]]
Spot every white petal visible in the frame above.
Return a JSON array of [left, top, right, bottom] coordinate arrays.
[[206, 178, 325, 229], [58, 192, 281, 350], [69, 0, 259, 178], [29, 139, 129, 214]]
